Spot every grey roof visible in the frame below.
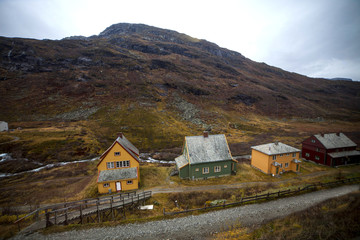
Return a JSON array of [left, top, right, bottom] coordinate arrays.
[[315, 133, 357, 149], [175, 154, 188, 169], [98, 167, 137, 183], [251, 142, 300, 155], [117, 135, 139, 156], [100, 134, 139, 161], [184, 134, 233, 164], [328, 150, 360, 159]]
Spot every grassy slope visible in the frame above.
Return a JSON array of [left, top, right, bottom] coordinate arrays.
[[215, 191, 360, 240]]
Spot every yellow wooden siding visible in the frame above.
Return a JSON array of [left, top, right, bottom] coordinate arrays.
[[252, 150, 301, 175], [97, 179, 139, 194], [251, 149, 271, 174], [97, 141, 140, 193], [98, 142, 139, 172]]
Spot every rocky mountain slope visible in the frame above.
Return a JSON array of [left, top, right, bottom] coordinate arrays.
[[1, 23, 360, 150]]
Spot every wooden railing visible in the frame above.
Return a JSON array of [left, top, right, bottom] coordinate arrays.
[[14, 190, 151, 226], [163, 177, 360, 216]]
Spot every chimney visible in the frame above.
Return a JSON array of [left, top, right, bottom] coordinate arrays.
[[203, 131, 209, 138], [117, 132, 123, 139]]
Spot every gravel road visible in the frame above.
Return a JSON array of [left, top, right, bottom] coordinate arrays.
[[13, 184, 359, 240]]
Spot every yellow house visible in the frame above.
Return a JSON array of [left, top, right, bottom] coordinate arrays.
[[97, 133, 140, 194], [251, 141, 301, 176]]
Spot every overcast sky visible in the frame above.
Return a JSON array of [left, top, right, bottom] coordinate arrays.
[[1, 0, 360, 80]]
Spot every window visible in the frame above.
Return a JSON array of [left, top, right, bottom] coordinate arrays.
[[127, 180, 133, 184], [214, 166, 221, 173], [280, 163, 283, 168], [292, 153, 296, 157], [114, 152, 120, 156], [316, 148, 320, 152], [107, 162, 114, 169], [315, 156, 320, 160], [203, 167, 209, 174], [305, 153, 310, 157], [115, 160, 130, 168], [272, 155, 277, 160], [286, 153, 290, 156], [280, 154, 283, 157], [195, 168, 199, 172], [285, 163, 289, 168], [311, 139, 315, 143], [103, 183, 109, 188], [224, 165, 228, 168]]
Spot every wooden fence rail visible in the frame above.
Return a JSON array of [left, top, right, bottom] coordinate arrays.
[[163, 177, 360, 216], [14, 190, 151, 230]]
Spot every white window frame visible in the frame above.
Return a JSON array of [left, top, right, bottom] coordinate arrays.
[[311, 139, 315, 143], [114, 152, 120, 156], [292, 153, 296, 157], [195, 168, 199, 172], [305, 153, 310, 157], [203, 167, 209, 174], [272, 155, 277, 160], [214, 166, 221, 173], [107, 162, 114, 169], [280, 163, 283, 168], [285, 163, 289, 168]]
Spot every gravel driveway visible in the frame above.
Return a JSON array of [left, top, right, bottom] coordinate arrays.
[[13, 184, 359, 240]]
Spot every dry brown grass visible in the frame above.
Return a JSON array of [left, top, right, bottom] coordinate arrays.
[[215, 191, 360, 240]]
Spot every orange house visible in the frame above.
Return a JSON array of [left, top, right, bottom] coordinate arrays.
[[251, 141, 301, 176], [97, 133, 140, 194]]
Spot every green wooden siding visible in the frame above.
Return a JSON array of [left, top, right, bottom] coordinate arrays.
[[179, 160, 235, 180]]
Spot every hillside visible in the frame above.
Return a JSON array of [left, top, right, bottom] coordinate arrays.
[[1, 23, 360, 156]]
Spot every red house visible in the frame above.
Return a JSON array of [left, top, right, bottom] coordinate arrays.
[[302, 133, 360, 167]]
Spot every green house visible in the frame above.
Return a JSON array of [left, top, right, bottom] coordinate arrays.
[[175, 132, 237, 180]]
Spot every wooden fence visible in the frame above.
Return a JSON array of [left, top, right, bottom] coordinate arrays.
[[163, 177, 360, 216], [14, 191, 152, 231]]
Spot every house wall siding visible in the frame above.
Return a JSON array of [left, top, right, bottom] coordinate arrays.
[[180, 161, 233, 179], [97, 179, 139, 194], [251, 149, 271, 174], [252, 149, 300, 175], [97, 142, 140, 193]]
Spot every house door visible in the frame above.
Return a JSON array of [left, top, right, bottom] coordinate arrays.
[[276, 167, 279, 175], [296, 164, 299, 171], [116, 181, 121, 191]]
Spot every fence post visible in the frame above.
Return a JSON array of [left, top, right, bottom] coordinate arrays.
[[97, 200, 100, 223], [65, 208, 68, 225], [45, 209, 50, 228], [80, 204, 83, 224], [223, 200, 226, 208], [54, 211, 57, 225], [111, 197, 114, 220]]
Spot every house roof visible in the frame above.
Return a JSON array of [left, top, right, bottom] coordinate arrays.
[[175, 154, 188, 169], [98, 134, 139, 167], [314, 133, 357, 149], [183, 134, 233, 165], [97, 167, 138, 183], [328, 150, 360, 159], [251, 142, 300, 156]]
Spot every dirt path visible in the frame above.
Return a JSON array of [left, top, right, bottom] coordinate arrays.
[[12, 184, 359, 240]]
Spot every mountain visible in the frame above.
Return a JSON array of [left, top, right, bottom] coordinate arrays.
[[1, 23, 360, 151]]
